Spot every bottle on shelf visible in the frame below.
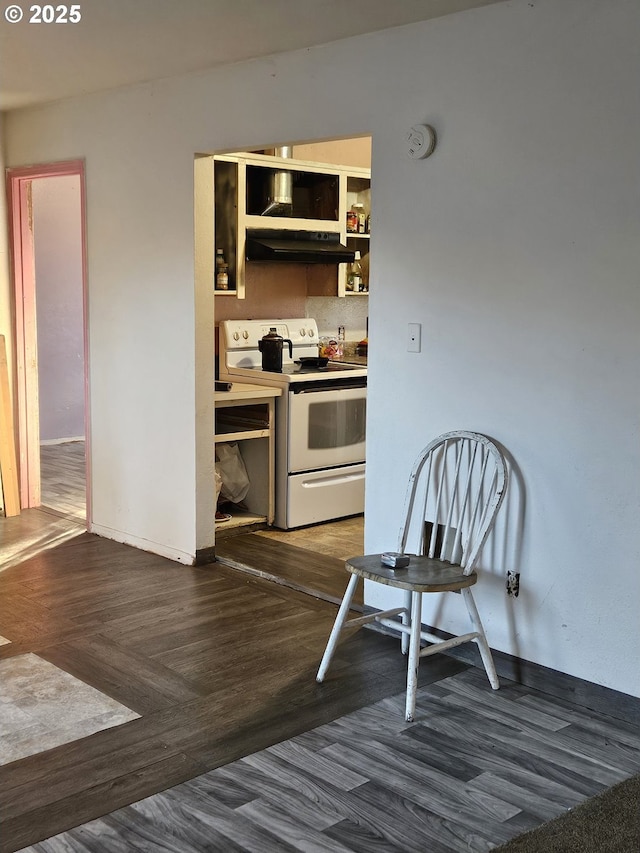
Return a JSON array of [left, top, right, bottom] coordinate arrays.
[[349, 202, 366, 234], [215, 248, 229, 290], [346, 251, 363, 292]]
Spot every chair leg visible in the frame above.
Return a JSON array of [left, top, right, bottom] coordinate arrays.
[[401, 589, 412, 654], [316, 573, 360, 682], [405, 591, 423, 722], [462, 587, 499, 690]]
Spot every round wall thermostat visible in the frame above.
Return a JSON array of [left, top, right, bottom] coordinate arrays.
[[406, 124, 436, 159]]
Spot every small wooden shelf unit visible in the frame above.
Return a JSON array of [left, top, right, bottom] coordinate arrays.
[[214, 383, 281, 532]]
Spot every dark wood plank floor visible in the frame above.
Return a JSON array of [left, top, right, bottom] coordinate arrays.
[[2, 526, 639, 852], [215, 532, 364, 608], [0, 531, 465, 852]]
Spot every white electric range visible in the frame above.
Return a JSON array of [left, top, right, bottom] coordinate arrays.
[[218, 319, 367, 529]]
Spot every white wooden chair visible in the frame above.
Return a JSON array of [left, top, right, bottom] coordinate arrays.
[[317, 430, 508, 721]]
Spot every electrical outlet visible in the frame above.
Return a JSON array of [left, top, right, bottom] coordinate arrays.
[[506, 571, 520, 597], [407, 323, 421, 353]]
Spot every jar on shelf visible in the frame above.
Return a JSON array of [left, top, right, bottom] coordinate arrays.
[[215, 249, 229, 290], [350, 202, 366, 234]]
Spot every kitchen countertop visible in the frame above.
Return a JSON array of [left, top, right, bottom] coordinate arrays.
[[327, 340, 367, 367], [330, 353, 368, 367], [214, 382, 282, 402]]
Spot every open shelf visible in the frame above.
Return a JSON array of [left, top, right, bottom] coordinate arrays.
[[215, 386, 281, 532], [215, 428, 270, 442]]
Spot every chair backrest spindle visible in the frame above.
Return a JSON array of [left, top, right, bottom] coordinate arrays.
[[428, 440, 449, 558], [452, 439, 480, 563], [442, 442, 464, 553], [398, 431, 507, 575]]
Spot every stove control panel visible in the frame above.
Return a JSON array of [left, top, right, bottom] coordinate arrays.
[[221, 319, 318, 349]]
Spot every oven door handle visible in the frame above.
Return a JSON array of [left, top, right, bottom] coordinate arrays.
[[291, 381, 367, 394]]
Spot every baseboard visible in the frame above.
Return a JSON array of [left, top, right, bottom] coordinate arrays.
[[40, 436, 85, 446], [367, 618, 640, 726], [462, 643, 640, 726], [89, 522, 195, 565]]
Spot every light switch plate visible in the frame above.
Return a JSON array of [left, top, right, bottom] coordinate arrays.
[[408, 323, 421, 353]]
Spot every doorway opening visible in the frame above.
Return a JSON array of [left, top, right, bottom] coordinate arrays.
[[6, 160, 89, 525], [199, 136, 370, 598]]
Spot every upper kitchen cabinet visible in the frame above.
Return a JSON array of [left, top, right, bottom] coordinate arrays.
[[245, 162, 339, 223], [211, 151, 370, 299]]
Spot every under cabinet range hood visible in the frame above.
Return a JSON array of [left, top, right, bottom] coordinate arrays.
[[245, 229, 355, 264]]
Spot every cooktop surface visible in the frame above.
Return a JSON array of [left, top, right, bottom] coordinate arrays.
[[244, 362, 362, 375]]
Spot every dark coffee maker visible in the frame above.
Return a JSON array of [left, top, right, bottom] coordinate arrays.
[[258, 327, 293, 372]]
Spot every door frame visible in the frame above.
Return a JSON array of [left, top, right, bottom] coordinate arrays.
[[5, 159, 90, 519]]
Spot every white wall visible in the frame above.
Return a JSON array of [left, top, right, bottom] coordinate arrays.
[[33, 175, 85, 441], [3, 0, 639, 696]]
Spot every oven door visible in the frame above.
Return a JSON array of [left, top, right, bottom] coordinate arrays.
[[288, 381, 366, 473]]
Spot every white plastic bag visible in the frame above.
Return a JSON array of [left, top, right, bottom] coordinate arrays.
[[215, 442, 250, 504], [214, 467, 223, 505]]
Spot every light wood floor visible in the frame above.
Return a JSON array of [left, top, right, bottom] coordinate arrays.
[[0, 441, 87, 573], [257, 515, 365, 562], [39, 440, 86, 522]]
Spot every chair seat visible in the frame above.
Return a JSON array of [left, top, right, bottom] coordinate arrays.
[[346, 554, 477, 593]]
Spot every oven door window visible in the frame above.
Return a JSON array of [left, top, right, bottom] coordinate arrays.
[[288, 386, 366, 473], [308, 398, 366, 449]]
